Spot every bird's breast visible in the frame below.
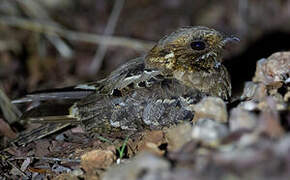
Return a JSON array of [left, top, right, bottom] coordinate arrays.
[[172, 65, 231, 100]]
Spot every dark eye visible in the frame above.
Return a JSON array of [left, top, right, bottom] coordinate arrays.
[[190, 41, 206, 51]]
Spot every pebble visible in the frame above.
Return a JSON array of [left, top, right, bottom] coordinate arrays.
[[192, 97, 228, 123]]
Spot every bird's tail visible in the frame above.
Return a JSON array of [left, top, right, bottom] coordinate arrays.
[[10, 122, 71, 146], [10, 105, 81, 146], [8, 87, 90, 146]]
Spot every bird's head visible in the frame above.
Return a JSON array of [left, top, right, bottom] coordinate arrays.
[[145, 26, 238, 74]]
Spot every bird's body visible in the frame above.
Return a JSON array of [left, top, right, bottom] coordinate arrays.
[[12, 26, 237, 145], [71, 57, 204, 135]]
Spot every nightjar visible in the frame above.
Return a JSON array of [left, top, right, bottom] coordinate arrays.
[[12, 26, 238, 145]]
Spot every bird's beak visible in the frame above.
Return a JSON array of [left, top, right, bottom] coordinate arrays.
[[221, 36, 240, 47]]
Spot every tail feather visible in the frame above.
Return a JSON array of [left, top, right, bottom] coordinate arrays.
[[12, 91, 94, 104], [11, 123, 71, 146], [8, 86, 92, 146], [27, 115, 79, 124], [12, 113, 79, 146]]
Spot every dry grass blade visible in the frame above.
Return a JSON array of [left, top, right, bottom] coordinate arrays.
[[89, 0, 125, 75], [16, 0, 73, 58], [8, 156, 81, 163], [0, 16, 154, 51], [0, 87, 22, 124]]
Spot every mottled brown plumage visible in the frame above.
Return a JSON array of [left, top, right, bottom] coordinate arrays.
[[145, 26, 233, 99], [12, 26, 238, 145]]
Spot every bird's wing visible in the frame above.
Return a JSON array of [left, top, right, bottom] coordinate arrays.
[[71, 77, 204, 138], [75, 57, 163, 96]]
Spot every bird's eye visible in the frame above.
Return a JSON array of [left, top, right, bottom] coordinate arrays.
[[190, 41, 206, 51]]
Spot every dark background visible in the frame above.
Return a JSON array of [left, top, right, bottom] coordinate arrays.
[[1, 0, 290, 98]]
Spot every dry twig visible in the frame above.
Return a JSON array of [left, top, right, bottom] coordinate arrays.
[[0, 16, 154, 51], [89, 0, 125, 75], [8, 156, 81, 163], [16, 0, 73, 58], [0, 87, 22, 124]]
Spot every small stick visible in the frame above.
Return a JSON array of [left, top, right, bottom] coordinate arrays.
[[89, 0, 125, 75], [6, 160, 29, 178], [16, 0, 73, 58], [0, 16, 154, 51], [0, 87, 22, 124], [8, 156, 81, 163]]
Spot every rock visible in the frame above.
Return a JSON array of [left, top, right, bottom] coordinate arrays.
[[238, 100, 259, 111], [192, 97, 228, 123], [274, 135, 290, 157], [134, 130, 166, 156], [192, 119, 229, 144], [71, 168, 84, 176], [240, 81, 267, 100], [257, 96, 287, 111], [240, 52, 290, 111], [257, 109, 284, 138], [81, 149, 116, 180], [240, 81, 259, 100], [253, 52, 290, 86], [165, 123, 192, 151], [239, 84, 287, 112], [103, 152, 170, 180], [237, 97, 285, 138], [229, 108, 257, 131], [81, 149, 116, 170]]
